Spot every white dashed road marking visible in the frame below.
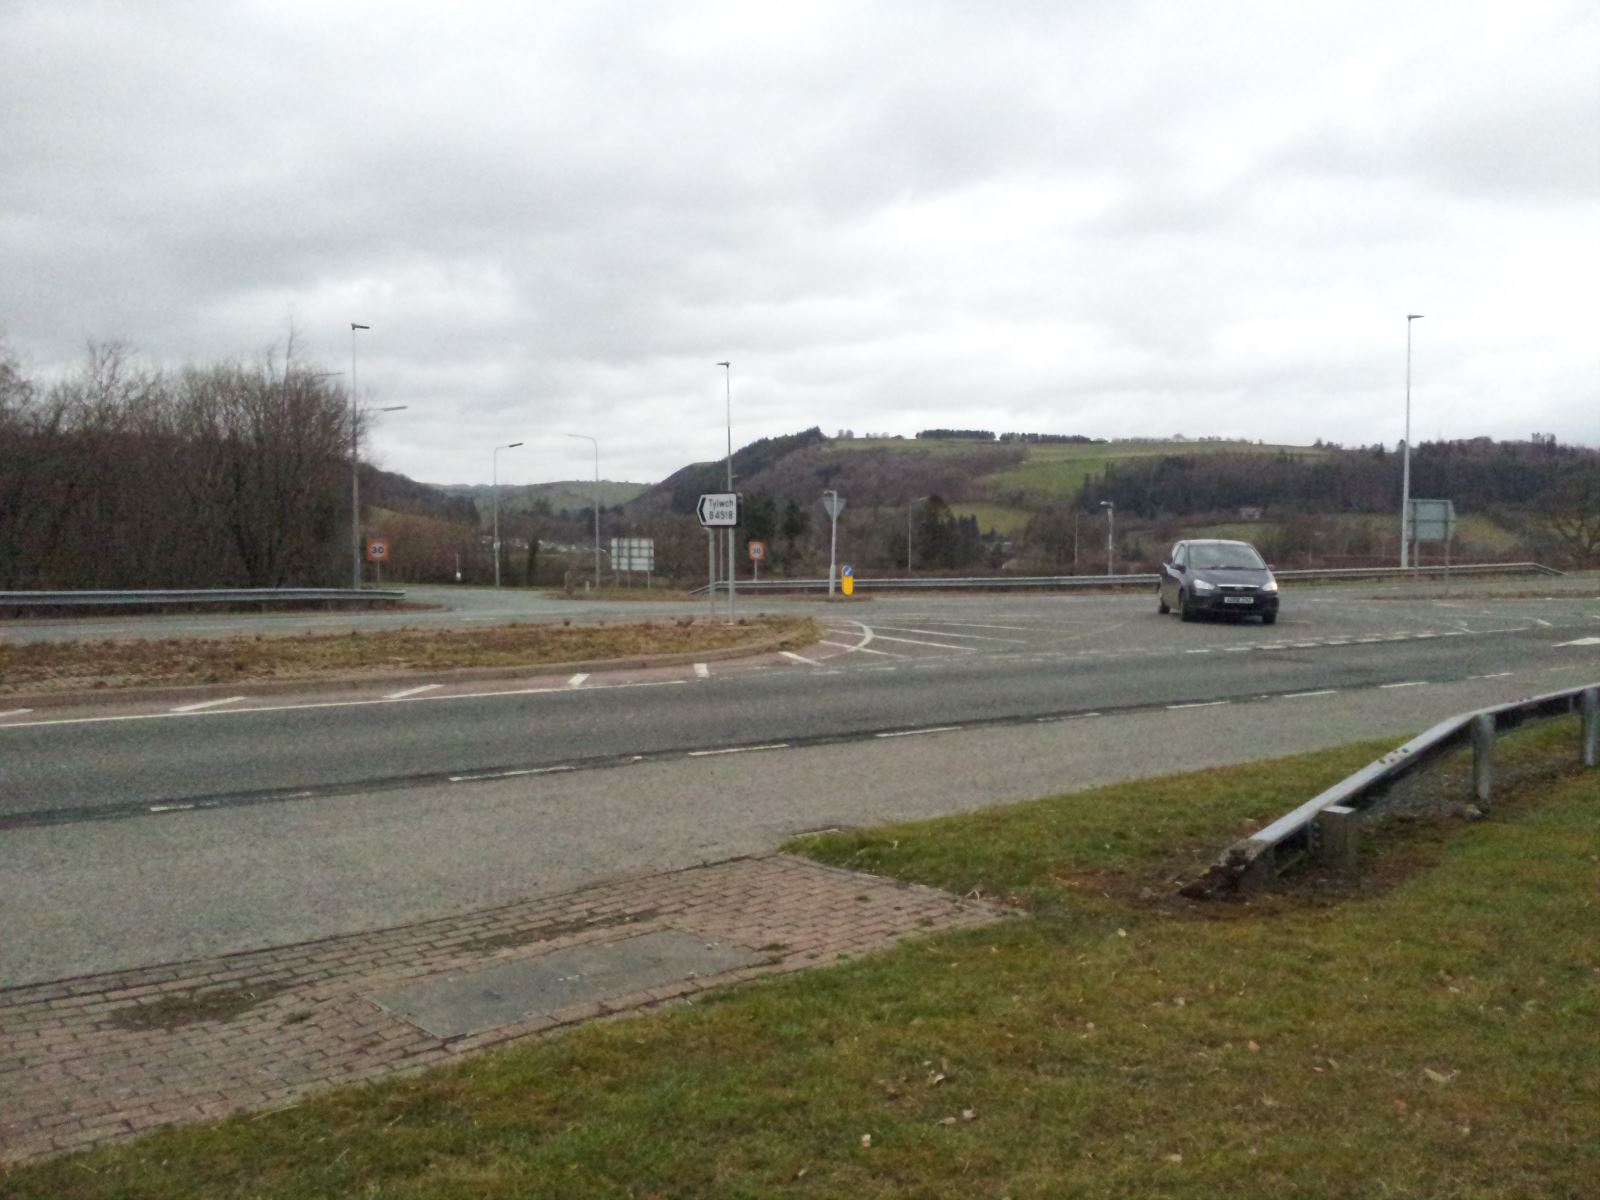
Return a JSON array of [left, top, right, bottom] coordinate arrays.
[[875, 726, 963, 738], [385, 684, 441, 700], [780, 650, 822, 666], [0, 708, 34, 719], [687, 743, 791, 757], [1168, 700, 1230, 710], [873, 626, 1029, 644], [567, 674, 589, 687], [693, 663, 710, 678], [169, 696, 246, 714], [1283, 689, 1339, 699], [449, 764, 575, 783], [820, 641, 906, 658], [1379, 680, 1429, 689], [871, 634, 975, 652]]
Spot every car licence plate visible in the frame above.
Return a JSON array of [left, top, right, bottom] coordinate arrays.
[[1223, 596, 1254, 605]]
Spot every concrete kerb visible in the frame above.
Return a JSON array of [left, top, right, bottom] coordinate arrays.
[[0, 627, 819, 711]]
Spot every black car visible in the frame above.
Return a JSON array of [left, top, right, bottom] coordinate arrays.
[[1157, 539, 1279, 624]]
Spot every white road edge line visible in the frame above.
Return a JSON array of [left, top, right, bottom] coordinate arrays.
[[169, 695, 246, 714], [875, 726, 962, 738], [386, 684, 442, 700], [687, 743, 791, 757], [1379, 680, 1429, 689], [567, 674, 589, 687]]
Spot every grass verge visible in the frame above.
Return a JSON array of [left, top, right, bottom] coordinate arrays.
[[0, 616, 817, 695], [4, 728, 1596, 1197]]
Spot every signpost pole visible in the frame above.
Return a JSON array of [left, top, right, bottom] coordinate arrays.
[[707, 528, 715, 618], [823, 490, 842, 598]]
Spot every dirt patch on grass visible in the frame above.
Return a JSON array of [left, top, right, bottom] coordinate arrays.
[[1082, 757, 1578, 920], [0, 616, 818, 695]]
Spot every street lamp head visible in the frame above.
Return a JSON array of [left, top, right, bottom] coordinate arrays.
[[1407, 314, 1424, 321], [716, 361, 730, 368], [351, 323, 370, 331], [1099, 500, 1114, 509]]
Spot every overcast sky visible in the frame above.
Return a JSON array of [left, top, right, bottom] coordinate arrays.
[[4, 1, 1596, 486]]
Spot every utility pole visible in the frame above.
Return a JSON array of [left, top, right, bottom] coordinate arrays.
[[1400, 314, 1424, 569], [718, 361, 734, 621], [349, 322, 369, 588]]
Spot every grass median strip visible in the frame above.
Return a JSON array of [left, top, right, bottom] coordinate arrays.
[[0, 617, 818, 695], [5, 729, 1596, 1197]]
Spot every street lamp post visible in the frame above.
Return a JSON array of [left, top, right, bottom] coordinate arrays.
[[1400, 314, 1424, 569], [1099, 500, 1116, 575], [564, 433, 601, 587], [349, 322, 369, 588], [492, 441, 523, 588], [717, 361, 734, 620], [907, 496, 929, 573]]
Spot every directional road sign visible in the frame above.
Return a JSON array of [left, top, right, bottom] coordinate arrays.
[[697, 493, 739, 527]]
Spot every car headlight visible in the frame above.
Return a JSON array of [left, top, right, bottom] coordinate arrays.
[[1261, 577, 1278, 592], [1192, 578, 1216, 592]]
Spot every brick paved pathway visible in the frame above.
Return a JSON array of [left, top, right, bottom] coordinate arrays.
[[0, 854, 1004, 1164]]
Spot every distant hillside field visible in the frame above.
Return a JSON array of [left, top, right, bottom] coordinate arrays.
[[630, 434, 1324, 518], [439, 479, 648, 519], [981, 440, 1329, 503]]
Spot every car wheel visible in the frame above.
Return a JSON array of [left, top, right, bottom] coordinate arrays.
[[1179, 590, 1195, 622], [1157, 585, 1170, 615], [1261, 612, 1277, 626]]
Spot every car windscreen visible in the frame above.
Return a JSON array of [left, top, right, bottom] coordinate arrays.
[[1189, 543, 1265, 570]]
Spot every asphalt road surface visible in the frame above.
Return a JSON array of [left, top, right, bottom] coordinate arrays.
[[2, 578, 1597, 983]]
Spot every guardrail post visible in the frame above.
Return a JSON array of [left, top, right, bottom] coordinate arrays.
[[1582, 688, 1600, 768], [1471, 713, 1496, 804], [1313, 805, 1359, 872]]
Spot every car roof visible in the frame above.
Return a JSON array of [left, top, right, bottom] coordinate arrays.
[[1181, 538, 1257, 547]]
